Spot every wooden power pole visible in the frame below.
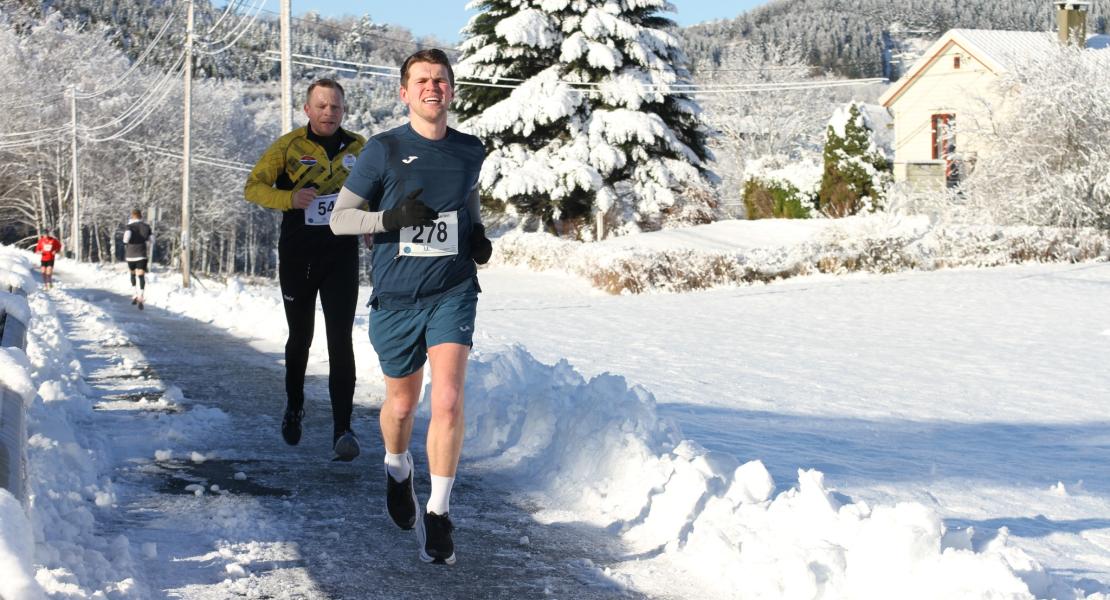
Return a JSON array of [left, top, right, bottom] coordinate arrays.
[[181, 0, 194, 287]]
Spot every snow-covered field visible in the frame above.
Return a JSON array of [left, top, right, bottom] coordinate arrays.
[[1, 221, 1109, 599]]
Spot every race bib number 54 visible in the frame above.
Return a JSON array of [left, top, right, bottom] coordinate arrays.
[[398, 211, 458, 257], [305, 193, 338, 226]]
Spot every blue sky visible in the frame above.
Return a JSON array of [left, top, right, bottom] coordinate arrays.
[[286, 1, 771, 43]]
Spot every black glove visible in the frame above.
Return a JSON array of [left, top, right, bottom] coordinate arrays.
[[382, 188, 437, 231], [470, 223, 493, 265]]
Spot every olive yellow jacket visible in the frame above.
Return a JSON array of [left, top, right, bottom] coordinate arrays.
[[244, 126, 366, 211]]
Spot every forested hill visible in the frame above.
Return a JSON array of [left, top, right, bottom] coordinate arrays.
[[681, 0, 1110, 77], [3, 0, 1108, 82], [0, 0, 442, 81]]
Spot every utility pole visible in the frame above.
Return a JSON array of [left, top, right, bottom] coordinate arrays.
[[37, 171, 45, 235], [181, 0, 194, 287], [280, 0, 293, 133], [69, 86, 81, 262]]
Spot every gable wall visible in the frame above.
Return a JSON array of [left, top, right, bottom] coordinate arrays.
[[887, 41, 1012, 185]]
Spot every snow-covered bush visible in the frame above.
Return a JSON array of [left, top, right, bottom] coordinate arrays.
[[743, 179, 812, 219], [489, 216, 1108, 294], [742, 154, 822, 219], [819, 103, 893, 217]]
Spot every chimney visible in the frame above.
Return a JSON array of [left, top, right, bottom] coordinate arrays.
[[1055, 1, 1089, 47]]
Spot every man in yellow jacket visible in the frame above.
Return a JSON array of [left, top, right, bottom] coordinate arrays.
[[244, 78, 366, 461]]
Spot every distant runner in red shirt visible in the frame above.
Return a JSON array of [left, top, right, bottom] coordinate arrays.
[[34, 230, 62, 289]]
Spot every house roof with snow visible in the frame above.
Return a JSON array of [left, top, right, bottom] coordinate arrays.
[[879, 28, 1108, 107]]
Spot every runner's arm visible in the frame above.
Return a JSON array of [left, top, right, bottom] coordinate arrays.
[[467, 188, 483, 227], [330, 187, 388, 235], [243, 142, 294, 210]]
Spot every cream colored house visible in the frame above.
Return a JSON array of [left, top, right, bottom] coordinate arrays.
[[879, 1, 1107, 191]]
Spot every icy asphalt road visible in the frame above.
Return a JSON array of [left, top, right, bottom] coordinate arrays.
[[56, 285, 652, 600]]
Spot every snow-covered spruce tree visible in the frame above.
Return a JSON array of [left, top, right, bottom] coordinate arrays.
[[456, 0, 714, 238], [818, 102, 892, 217]]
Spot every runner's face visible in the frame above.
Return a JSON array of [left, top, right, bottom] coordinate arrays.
[[400, 62, 453, 125], [304, 86, 345, 137]]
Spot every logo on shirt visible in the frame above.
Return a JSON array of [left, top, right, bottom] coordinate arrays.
[[342, 154, 357, 169], [401, 156, 419, 164], [299, 155, 318, 166]]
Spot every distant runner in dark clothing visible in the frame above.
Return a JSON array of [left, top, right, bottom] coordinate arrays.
[[124, 210, 152, 310]]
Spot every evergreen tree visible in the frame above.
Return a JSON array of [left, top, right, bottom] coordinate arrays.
[[818, 103, 891, 217], [456, 0, 715, 238]]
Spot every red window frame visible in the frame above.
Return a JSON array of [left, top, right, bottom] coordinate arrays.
[[932, 114, 958, 186], [931, 114, 955, 161]]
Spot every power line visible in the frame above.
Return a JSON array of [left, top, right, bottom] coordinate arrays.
[[82, 50, 187, 134], [114, 138, 253, 172], [76, 5, 181, 100], [272, 50, 887, 95], [84, 54, 187, 142], [254, 6, 457, 52], [203, 0, 243, 36], [197, 0, 269, 55], [0, 5, 179, 112], [0, 125, 70, 139], [0, 134, 69, 152]]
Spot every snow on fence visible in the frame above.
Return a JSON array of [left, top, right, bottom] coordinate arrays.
[[0, 247, 35, 504]]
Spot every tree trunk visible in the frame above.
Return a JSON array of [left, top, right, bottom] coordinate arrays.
[[227, 226, 237, 275], [89, 224, 99, 262], [199, 237, 208, 275], [247, 216, 255, 275], [36, 173, 46, 234]]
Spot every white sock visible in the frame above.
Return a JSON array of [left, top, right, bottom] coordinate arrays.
[[132, 286, 138, 298], [385, 451, 410, 481], [427, 474, 454, 516]]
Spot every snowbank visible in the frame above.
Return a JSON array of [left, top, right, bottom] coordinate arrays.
[[0, 248, 145, 598], [492, 215, 1110, 293], [463, 346, 1064, 599], [0, 245, 36, 294], [0, 489, 41, 600]]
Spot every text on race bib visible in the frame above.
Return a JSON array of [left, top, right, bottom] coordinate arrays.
[[304, 193, 338, 226], [398, 211, 458, 257]]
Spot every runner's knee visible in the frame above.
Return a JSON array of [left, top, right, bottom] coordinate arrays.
[[429, 391, 464, 423]]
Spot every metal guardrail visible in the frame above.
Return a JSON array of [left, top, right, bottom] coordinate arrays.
[[0, 383, 26, 501], [0, 282, 29, 503]]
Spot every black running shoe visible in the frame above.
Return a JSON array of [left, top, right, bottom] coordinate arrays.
[[332, 429, 360, 462], [131, 297, 138, 305], [386, 453, 417, 530], [137, 299, 144, 311], [281, 408, 304, 446], [418, 511, 456, 565]]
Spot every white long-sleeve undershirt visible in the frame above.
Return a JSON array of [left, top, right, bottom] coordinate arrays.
[[329, 187, 482, 236]]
